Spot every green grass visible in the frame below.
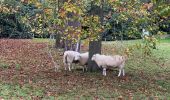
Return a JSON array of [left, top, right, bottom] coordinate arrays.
[[100, 38, 170, 99], [32, 38, 53, 43], [0, 83, 45, 100], [160, 38, 170, 43]]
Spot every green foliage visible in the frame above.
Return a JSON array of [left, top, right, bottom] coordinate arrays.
[[0, 0, 33, 38], [152, 0, 170, 18], [103, 0, 170, 41], [81, 15, 103, 40], [1, 0, 169, 40], [57, 0, 83, 42]]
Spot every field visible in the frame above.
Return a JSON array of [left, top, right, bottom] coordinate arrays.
[[0, 38, 170, 99]]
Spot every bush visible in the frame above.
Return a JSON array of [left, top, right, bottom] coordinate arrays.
[[0, 10, 33, 39]]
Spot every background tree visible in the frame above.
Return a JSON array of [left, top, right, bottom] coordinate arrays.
[[0, 0, 33, 38]]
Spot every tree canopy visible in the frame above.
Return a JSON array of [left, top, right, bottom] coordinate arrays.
[[1, 0, 169, 39]]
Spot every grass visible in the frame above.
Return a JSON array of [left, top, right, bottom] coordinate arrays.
[[0, 83, 45, 99], [32, 38, 54, 43], [159, 38, 170, 43], [0, 38, 170, 99]]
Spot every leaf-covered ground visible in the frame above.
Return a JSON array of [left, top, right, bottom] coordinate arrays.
[[0, 39, 170, 99]]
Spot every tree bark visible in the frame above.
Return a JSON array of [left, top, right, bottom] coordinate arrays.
[[55, 0, 64, 48], [88, 40, 101, 71], [55, 0, 61, 48], [75, 39, 81, 52], [55, 32, 61, 48], [87, 0, 104, 72]]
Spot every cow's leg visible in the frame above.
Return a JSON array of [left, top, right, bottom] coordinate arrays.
[[103, 67, 107, 76], [68, 63, 71, 71]]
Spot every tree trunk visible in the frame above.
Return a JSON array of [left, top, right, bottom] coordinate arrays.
[[88, 40, 101, 71], [75, 39, 81, 52], [87, 0, 104, 72], [55, 0, 67, 48], [55, 32, 61, 48], [55, 0, 61, 48]]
